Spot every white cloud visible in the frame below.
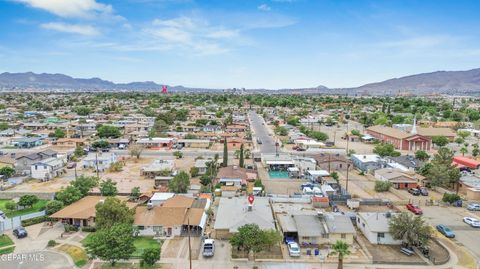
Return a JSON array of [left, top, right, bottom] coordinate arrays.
[[258, 4, 271, 11], [143, 16, 241, 55], [379, 36, 454, 50], [41, 22, 100, 36], [15, 0, 113, 19]]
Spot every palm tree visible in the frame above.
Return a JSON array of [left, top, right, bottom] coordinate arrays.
[[460, 146, 468, 156], [331, 240, 351, 269]]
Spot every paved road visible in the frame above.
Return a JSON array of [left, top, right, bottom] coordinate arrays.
[[422, 206, 480, 260], [248, 110, 277, 154]]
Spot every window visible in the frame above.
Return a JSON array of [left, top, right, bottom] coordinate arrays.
[[35, 165, 38, 170], [377, 233, 385, 238], [322, 234, 329, 239], [138, 226, 145, 230], [341, 233, 346, 239]]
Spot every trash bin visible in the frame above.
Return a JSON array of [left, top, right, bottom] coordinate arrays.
[[314, 249, 319, 256], [306, 249, 311, 256], [455, 200, 463, 207]]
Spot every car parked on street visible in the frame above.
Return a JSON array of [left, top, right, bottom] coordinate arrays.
[[406, 203, 423, 215], [202, 239, 215, 257], [463, 217, 480, 228], [287, 242, 300, 257], [436, 224, 455, 238], [13, 226, 28, 239], [467, 203, 480, 211]]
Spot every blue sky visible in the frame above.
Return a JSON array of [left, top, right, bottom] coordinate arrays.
[[1, 0, 480, 89]]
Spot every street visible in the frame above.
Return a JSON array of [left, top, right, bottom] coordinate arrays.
[[422, 206, 480, 260], [248, 110, 277, 154]]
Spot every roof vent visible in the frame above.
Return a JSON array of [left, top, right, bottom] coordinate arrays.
[[147, 201, 153, 210]]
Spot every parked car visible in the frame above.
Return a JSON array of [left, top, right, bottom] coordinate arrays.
[[463, 217, 480, 228], [257, 138, 262, 144], [67, 162, 76, 169], [408, 188, 420, 196], [13, 226, 28, 239], [417, 187, 428, 196], [467, 203, 480, 211], [406, 203, 423, 215], [287, 242, 300, 257], [436, 224, 455, 238], [202, 239, 215, 257]]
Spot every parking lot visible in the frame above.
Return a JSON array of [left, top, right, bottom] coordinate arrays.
[[422, 206, 480, 259]]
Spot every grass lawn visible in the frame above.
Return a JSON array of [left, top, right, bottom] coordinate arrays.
[[0, 234, 14, 248], [0, 199, 48, 218], [0, 246, 15, 255], [82, 234, 161, 258], [132, 237, 162, 258], [57, 244, 88, 268]]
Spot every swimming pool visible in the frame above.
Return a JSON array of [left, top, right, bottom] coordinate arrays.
[[268, 171, 290, 179]]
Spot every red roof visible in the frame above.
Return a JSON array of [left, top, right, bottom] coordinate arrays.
[[312, 196, 329, 203], [453, 156, 480, 169]]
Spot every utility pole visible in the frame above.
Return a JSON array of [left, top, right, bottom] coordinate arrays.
[[95, 149, 99, 178], [188, 218, 192, 269], [346, 119, 350, 192]]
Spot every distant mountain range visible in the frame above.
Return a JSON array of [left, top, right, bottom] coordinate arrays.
[[1, 68, 480, 95]]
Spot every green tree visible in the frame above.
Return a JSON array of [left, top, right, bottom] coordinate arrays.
[[190, 166, 199, 177], [331, 171, 340, 185], [53, 128, 65, 138], [331, 240, 351, 269], [97, 125, 121, 138], [18, 195, 39, 208], [415, 150, 430, 161], [373, 143, 401, 157], [56, 185, 82, 205], [260, 229, 282, 251], [5, 201, 16, 211], [130, 186, 141, 200], [432, 136, 449, 147], [457, 130, 471, 140], [100, 179, 118, 196], [229, 224, 264, 253], [460, 146, 468, 156], [223, 138, 228, 167], [91, 139, 109, 149], [472, 143, 480, 157], [0, 122, 9, 131], [0, 166, 15, 178], [389, 212, 432, 248], [95, 197, 134, 229], [74, 145, 85, 158], [168, 171, 190, 193], [239, 143, 245, 168], [85, 224, 135, 266], [200, 175, 212, 187], [374, 181, 393, 192], [45, 200, 64, 215], [173, 151, 183, 159], [71, 175, 98, 196], [424, 147, 461, 192], [141, 247, 161, 266]]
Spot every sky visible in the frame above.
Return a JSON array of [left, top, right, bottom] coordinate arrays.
[[0, 0, 480, 89]]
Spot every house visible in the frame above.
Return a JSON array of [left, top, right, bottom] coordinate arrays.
[[137, 137, 175, 150], [135, 195, 209, 237], [214, 197, 275, 239], [273, 201, 355, 245], [15, 149, 58, 175], [295, 139, 325, 150], [149, 192, 175, 206], [51, 196, 136, 227], [374, 168, 421, 189], [12, 137, 44, 148], [356, 212, 402, 245], [458, 175, 480, 200], [141, 159, 176, 178], [226, 138, 248, 150], [351, 154, 382, 173], [366, 125, 431, 151], [314, 154, 352, 172], [217, 165, 257, 183], [177, 139, 210, 149], [31, 156, 67, 181], [82, 152, 117, 172], [202, 125, 222, 132], [107, 138, 130, 149], [56, 138, 86, 148], [384, 155, 424, 172], [194, 159, 210, 175]]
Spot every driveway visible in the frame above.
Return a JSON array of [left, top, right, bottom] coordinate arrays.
[[8, 222, 64, 253], [422, 206, 480, 259]]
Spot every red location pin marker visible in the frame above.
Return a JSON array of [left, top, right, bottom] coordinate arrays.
[[248, 195, 255, 205]]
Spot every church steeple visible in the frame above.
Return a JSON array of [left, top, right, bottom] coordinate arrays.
[[411, 116, 417, 135]]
